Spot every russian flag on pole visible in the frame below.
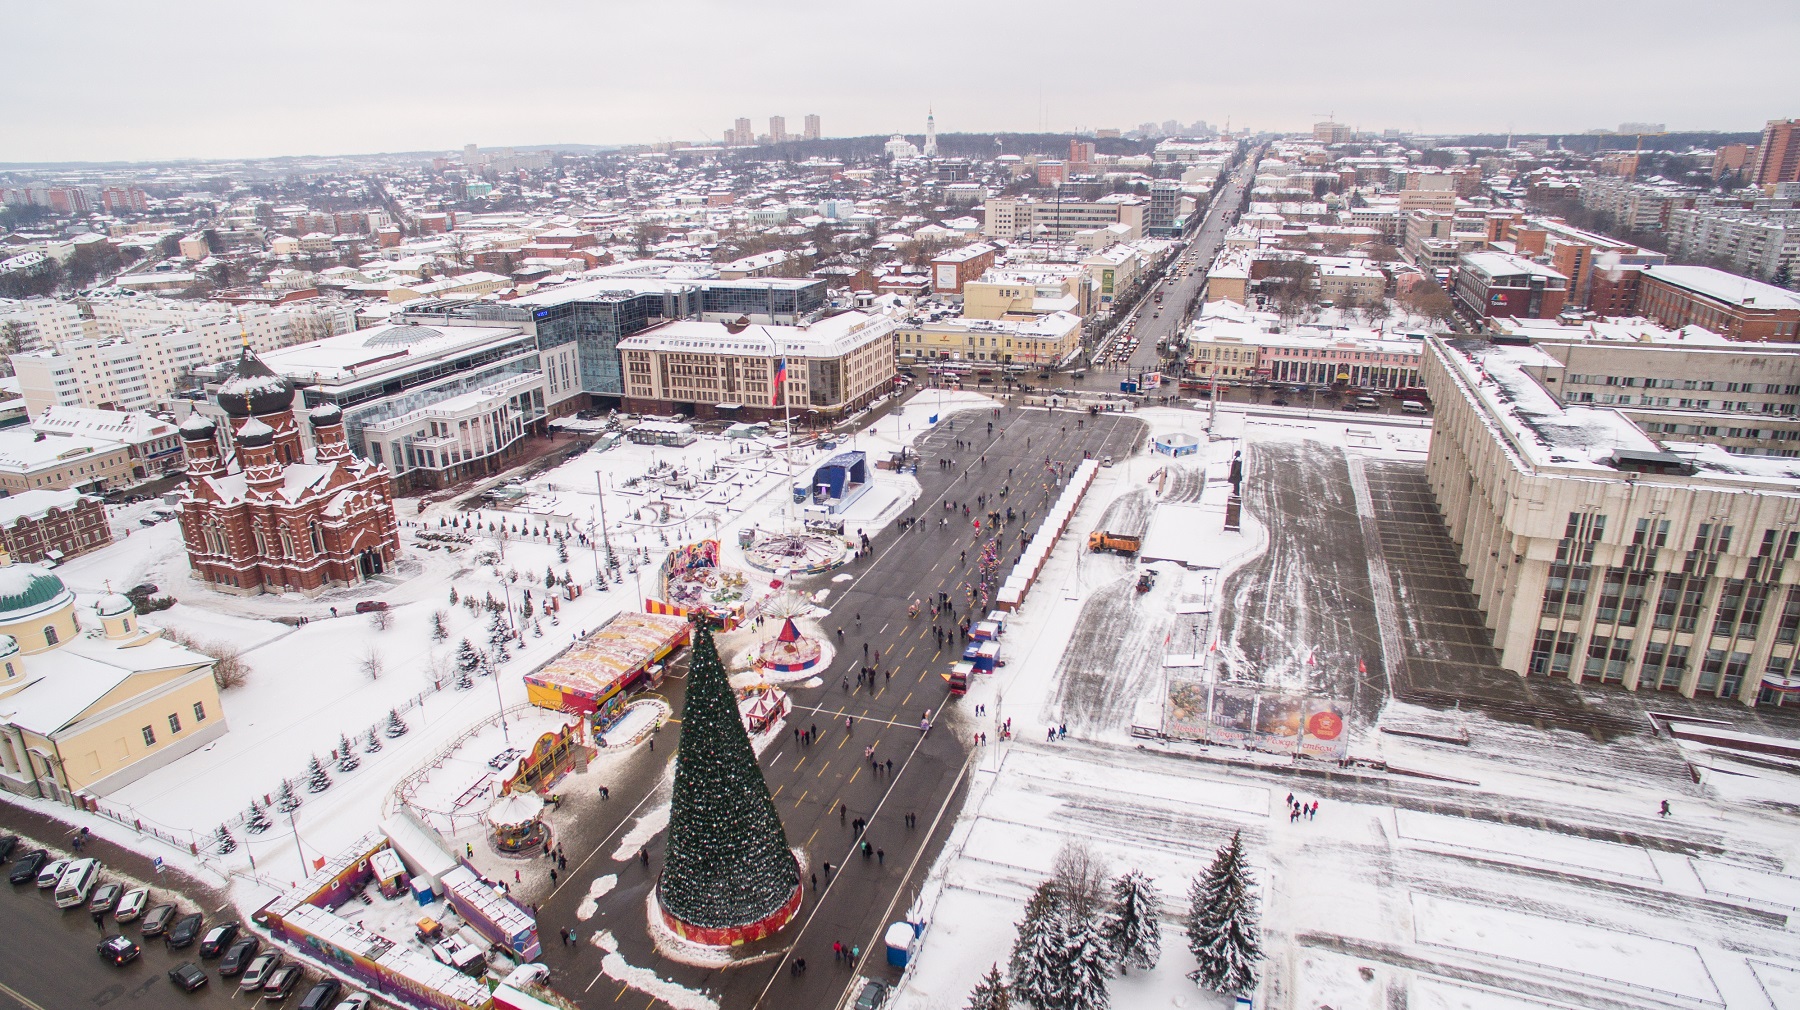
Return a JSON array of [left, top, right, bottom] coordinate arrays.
[[772, 357, 787, 405]]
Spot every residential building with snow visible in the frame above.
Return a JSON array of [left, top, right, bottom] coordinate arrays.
[[895, 310, 1081, 367], [1423, 334, 1800, 707], [0, 428, 134, 494], [1633, 265, 1800, 343], [1183, 302, 1423, 387], [982, 196, 1146, 242], [31, 406, 184, 480]]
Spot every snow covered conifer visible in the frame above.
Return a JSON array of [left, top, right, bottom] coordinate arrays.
[[304, 755, 332, 794], [1009, 880, 1070, 1009], [245, 799, 273, 833], [384, 708, 409, 737], [365, 727, 383, 754], [431, 610, 449, 642], [967, 963, 1011, 1010], [1102, 870, 1162, 974], [214, 824, 236, 855], [1186, 832, 1263, 995], [448, 586, 459, 606], [546, 564, 557, 586], [274, 780, 301, 812], [456, 664, 474, 690], [1062, 914, 1113, 1010], [336, 734, 360, 773], [455, 638, 481, 673], [556, 539, 569, 563]]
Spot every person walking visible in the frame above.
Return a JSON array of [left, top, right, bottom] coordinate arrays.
[[1660, 799, 1672, 817], [876, 848, 885, 867]]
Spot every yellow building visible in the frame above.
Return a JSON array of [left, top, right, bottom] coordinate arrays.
[[962, 270, 1082, 321], [895, 311, 1083, 366], [0, 558, 223, 804]]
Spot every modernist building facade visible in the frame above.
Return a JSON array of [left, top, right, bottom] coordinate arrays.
[[177, 347, 401, 595], [1422, 336, 1800, 707]]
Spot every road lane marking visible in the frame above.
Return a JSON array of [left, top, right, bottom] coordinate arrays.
[[0, 981, 48, 1010]]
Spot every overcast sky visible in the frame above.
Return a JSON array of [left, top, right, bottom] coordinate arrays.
[[4, 0, 1793, 163]]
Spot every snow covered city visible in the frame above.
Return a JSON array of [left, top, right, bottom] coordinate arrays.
[[2, 3, 1800, 1010]]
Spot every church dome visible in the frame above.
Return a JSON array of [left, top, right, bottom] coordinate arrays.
[[178, 413, 217, 439], [217, 345, 296, 418], [0, 564, 74, 623], [95, 593, 135, 618], [309, 402, 343, 427], [235, 416, 275, 449]]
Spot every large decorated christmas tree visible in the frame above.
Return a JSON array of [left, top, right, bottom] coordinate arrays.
[[657, 620, 803, 945]]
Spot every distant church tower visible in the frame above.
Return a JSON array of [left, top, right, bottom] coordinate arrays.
[[924, 108, 938, 158]]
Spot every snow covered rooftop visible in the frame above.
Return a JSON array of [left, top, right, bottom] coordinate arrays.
[[619, 311, 895, 359], [1642, 264, 1800, 311], [257, 322, 529, 385]]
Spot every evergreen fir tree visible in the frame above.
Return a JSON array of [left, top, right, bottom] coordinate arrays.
[[657, 621, 801, 933], [1062, 915, 1113, 1010], [1009, 880, 1070, 1009], [557, 540, 569, 563], [431, 611, 449, 642], [275, 780, 302, 812], [456, 638, 481, 673], [456, 664, 474, 690], [214, 824, 237, 855], [384, 708, 409, 738], [304, 755, 332, 794], [1186, 832, 1263, 995], [336, 734, 360, 773], [448, 586, 459, 606], [967, 963, 1011, 1010], [365, 727, 383, 754], [245, 799, 273, 834], [487, 609, 508, 645], [546, 564, 558, 586], [492, 635, 511, 665], [1102, 870, 1162, 974]]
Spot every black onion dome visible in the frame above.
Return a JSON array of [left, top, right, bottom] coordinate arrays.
[[308, 402, 343, 427], [217, 346, 295, 418], [234, 416, 275, 448]]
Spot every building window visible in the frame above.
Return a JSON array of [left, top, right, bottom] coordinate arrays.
[[141, 726, 156, 747], [193, 702, 206, 723], [43, 626, 57, 646], [168, 712, 181, 734]]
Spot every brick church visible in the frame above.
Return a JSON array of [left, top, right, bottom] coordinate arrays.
[[176, 345, 401, 595]]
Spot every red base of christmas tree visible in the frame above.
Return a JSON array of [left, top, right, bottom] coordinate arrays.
[[658, 876, 802, 947]]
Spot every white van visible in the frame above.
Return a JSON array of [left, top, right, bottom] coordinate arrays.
[[1400, 400, 1428, 415], [54, 857, 99, 910]]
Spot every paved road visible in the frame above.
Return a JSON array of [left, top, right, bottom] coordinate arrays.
[[537, 407, 1146, 1009]]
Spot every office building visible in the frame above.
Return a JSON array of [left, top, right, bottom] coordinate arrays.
[[1751, 119, 1800, 187], [1313, 121, 1353, 144], [895, 311, 1081, 367], [1422, 335, 1800, 706], [617, 311, 896, 422], [982, 196, 1147, 242], [1148, 180, 1184, 236], [32, 406, 185, 480], [1634, 266, 1800, 343], [929, 244, 998, 296], [0, 427, 134, 495], [1453, 252, 1569, 321]]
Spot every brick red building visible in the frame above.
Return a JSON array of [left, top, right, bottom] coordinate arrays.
[[929, 243, 997, 295], [176, 347, 400, 595], [0, 490, 112, 565], [1633, 265, 1800, 343]]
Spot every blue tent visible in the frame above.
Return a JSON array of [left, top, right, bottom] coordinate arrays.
[[811, 451, 867, 500]]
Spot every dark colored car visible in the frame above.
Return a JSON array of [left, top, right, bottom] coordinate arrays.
[[354, 601, 388, 613], [0, 834, 17, 862], [9, 849, 47, 885], [297, 978, 342, 1010], [263, 964, 304, 1000], [1270, 398, 1289, 407], [129, 583, 158, 597], [89, 882, 125, 916], [218, 935, 261, 976], [167, 962, 208, 991], [140, 902, 177, 937], [199, 921, 239, 957], [853, 979, 890, 1010], [98, 934, 140, 966], [166, 911, 204, 948]]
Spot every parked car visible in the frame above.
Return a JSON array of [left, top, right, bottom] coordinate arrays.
[[97, 934, 141, 966], [1270, 398, 1289, 407], [218, 936, 261, 977], [331, 994, 372, 1010], [9, 850, 48, 885], [166, 911, 204, 948], [114, 887, 149, 922], [140, 902, 177, 937], [36, 857, 69, 889], [129, 583, 158, 597], [354, 601, 388, 614], [298, 978, 343, 1010], [853, 979, 890, 1010], [238, 951, 281, 990], [0, 834, 17, 862], [199, 921, 239, 957], [167, 961, 208, 992], [263, 964, 305, 1000], [88, 882, 125, 916]]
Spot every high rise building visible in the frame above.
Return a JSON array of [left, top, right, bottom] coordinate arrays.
[[463, 143, 480, 168], [769, 116, 787, 144], [803, 114, 820, 141], [735, 118, 752, 147], [1751, 119, 1800, 187], [924, 108, 938, 158]]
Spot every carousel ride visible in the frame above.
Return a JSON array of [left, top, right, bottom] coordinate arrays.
[[486, 791, 549, 854], [739, 525, 851, 574]]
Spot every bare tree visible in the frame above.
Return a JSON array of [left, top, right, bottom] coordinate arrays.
[[359, 646, 384, 681], [1051, 839, 1111, 922], [369, 608, 393, 631], [166, 630, 252, 690]]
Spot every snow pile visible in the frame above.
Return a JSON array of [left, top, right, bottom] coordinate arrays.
[[588, 929, 719, 1010], [575, 874, 617, 920]]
